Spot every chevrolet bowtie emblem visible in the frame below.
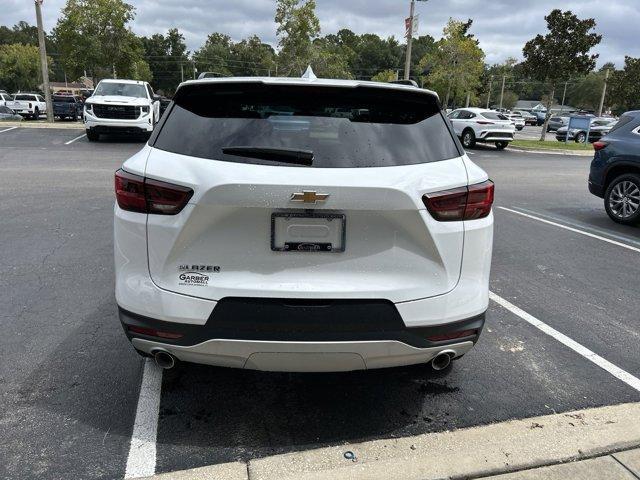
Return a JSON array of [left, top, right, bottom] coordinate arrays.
[[290, 190, 330, 204]]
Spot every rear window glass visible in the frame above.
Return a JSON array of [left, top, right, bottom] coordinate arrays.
[[53, 96, 76, 102], [608, 114, 636, 133], [15, 95, 34, 101], [481, 112, 504, 120], [153, 83, 460, 168]]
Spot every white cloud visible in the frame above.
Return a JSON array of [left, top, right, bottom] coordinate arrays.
[[4, 0, 639, 67]]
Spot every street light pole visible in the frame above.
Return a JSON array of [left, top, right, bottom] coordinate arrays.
[[34, 0, 53, 123], [597, 69, 610, 117], [499, 75, 506, 110], [486, 75, 494, 109], [403, 0, 415, 80], [403, 0, 427, 80], [560, 80, 568, 114]]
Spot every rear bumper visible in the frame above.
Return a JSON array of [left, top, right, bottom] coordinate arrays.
[[477, 131, 514, 142], [121, 305, 483, 371], [589, 179, 604, 197], [131, 336, 476, 372]]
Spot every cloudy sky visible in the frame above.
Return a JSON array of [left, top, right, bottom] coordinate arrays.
[[5, 0, 640, 67]]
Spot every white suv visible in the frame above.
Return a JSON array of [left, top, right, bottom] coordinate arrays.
[[114, 75, 494, 373], [11, 93, 47, 119], [448, 108, 515, 149], [84, 79, 160, 141]]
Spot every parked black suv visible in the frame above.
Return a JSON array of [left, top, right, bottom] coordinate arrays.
[[589, 111, 640, 225]]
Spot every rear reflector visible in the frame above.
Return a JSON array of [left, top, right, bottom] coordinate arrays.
[[423, 180, 494, 221], [593, 141, 608, 151], [115, 169, 193, 215], [128, 325, 183, 340], [427, 329, 478, 342]]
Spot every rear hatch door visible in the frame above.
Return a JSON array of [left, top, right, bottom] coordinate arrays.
[[144, 81, 469, 303]]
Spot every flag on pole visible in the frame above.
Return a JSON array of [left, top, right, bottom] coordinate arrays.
[[405, 15, 419, 38]]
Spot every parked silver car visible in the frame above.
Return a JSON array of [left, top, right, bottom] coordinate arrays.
[[547, 115, 569, 132]]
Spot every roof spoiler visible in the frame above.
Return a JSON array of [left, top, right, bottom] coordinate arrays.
[[389, 79, 418, 87]]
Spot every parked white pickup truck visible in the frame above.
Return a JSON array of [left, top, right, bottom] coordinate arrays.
[[84, 79, 161, 141], [10, 93, 47, 119]]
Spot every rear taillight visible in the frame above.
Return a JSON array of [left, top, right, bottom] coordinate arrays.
[[593, 141, 608, 151], [115, 169, 193, 215], [476, 121, 495, 125], [423, 180, 494, 221]]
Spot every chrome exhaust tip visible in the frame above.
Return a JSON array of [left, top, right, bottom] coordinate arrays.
[[153, 350, 176, 370], [431, 350, 455, 371]]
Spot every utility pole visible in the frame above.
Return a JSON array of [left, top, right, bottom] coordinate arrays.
[[486, 75, 494, 109], [180, 63, 184, 83], [403, 0, 415, 80], [560, 80, 568, 114], [34, 0, 53, 123], [498, 75, 506, 110], [597, 69, 610, 117], [403, 0, 427, 80]]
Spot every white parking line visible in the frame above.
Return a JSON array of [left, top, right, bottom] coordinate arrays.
[[498, 206, 640, 254], [124, 359, 163, 479], [510, 206, 640, 248], [0, 126, 18, 134], [64, 133, 87, 145], [489, 291, 640, 392]]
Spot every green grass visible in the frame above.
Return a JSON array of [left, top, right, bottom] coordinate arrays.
[[511, 139, 594, 151]]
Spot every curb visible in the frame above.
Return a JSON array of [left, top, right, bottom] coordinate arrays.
[[0, 122, 85, 129], [139, 402, 640, 480], [509, 147, 593, 157]]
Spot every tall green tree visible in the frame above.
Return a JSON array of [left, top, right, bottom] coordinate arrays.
[[0, 43, 49, 92], [0, 22, 39, 46], [410, 35, 436, 79], [141, 28, 189, 94], [371, 69, 398, 82], [230, 35, 277, 76], [275, 0, 320, 76], [310, 38, 353, 79], [53, 0, 150, 83], [609, 57, 640, 113], [193, 33, 233, 77], [565, 64, 613, 112], [521, 9, 601, 140], [418, 19, 485, 108]]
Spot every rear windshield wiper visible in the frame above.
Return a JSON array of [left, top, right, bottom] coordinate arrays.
[[221, 146, 314, 166]]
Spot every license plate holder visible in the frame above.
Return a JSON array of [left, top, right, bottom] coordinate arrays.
[[271, 212, 346, 253]]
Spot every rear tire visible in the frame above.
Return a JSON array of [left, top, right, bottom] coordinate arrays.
[[495, 141, 508, 150], [461, 129, 476, 148], [604, 174, 640, 225], [86, 129, 99, 142]]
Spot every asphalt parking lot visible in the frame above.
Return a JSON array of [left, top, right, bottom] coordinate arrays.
[[1, 127, 639, 480], [515, 124, 556, 141]]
